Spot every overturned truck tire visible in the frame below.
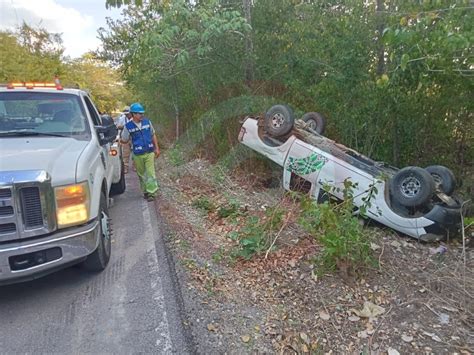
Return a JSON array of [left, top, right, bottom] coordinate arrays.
[[301, 112, 326, 135], [425, 165, 456, 196], [389, 166, 435, 207], [264, 105, 295, 138]]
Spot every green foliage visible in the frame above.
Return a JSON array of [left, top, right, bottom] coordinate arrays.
[[192, 196, 216, 213], [211, 246, 226, 263], [299, 180, 377, 275], [232, 207, 285, 260], [100, 1, 473, 181], [0, 24, 129, 113], [62, 53, 128, 113], [0, 25, 63, 82], [217, 199, 241, 219], [167, 144, 186, 167]]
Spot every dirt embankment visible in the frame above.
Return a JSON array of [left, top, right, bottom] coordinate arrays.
[[155, 157, 473, 354]]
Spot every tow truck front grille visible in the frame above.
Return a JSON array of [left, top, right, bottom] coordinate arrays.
[[0, 223, 16, 234], [0, 189, 12, 199], [0, 171, 55, 241], [20, 187, 43, 228], [0, 206, 14, 216]]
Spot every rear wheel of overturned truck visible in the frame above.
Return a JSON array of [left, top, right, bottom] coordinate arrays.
[[301, 112, 326, 135], [389, 166, 435, 208], [425, 165, 456, 196]]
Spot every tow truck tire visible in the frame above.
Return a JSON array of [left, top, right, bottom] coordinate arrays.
[[301, 112, 326, 135], [425, 165, 456, 196], [111, 161, 126, 195], [265, 105, 295, 138], [389, 166, 435, 207], [82, 193, 111, 271]]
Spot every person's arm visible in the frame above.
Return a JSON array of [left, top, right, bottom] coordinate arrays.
[[115, 115, 125, 130], [148, 121, 160, 157], [120, 126, 130, 144], [152, 134, 160, 158]]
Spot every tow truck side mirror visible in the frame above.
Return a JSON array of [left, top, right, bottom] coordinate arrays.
[[95, 116, 118, 146]]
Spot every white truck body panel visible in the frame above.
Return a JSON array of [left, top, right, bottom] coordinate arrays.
[[239, 117, 450, 239], [0, 86, 124, 284]]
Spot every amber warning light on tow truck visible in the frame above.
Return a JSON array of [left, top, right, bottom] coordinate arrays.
[[7, 80, 63, 90]]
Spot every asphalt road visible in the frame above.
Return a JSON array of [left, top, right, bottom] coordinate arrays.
[[0, 173, 194, 354]]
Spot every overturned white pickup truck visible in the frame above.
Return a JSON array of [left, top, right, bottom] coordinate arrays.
[[238, 105, 462, 241], [0, 82, 125, 285]]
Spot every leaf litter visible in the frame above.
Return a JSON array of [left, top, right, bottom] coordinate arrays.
[[155, 157, 474, 354]]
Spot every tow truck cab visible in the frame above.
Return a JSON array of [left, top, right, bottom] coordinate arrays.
[[0, 82, 125, 285]]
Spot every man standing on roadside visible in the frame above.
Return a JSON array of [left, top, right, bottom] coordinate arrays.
[[120, 103, 160, 201], [115, 106, 133, 173]]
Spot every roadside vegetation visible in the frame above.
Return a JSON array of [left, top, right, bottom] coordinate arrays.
[[101, 0, 472, 178], [155, 157, 473, 353]]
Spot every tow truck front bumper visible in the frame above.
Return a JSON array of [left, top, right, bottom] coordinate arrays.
[[0, 219, 99, 285]]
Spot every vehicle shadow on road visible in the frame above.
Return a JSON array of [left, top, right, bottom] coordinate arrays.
[[0, 266, 96, 303]]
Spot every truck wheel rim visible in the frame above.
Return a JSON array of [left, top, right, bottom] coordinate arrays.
[[271, 113, 285, 128], [431, 173, 442, 188], [400, 177, 421, 197], [307, 119, 317, 130]]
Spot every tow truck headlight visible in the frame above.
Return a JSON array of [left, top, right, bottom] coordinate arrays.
[[55, 183, 90, 228]]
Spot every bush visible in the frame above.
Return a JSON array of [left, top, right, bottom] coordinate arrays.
[[299, 180, 377, 276], [192, 196, 216, 212], [232, 207, 285, 260]]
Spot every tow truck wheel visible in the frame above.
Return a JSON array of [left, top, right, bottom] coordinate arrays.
[[425, 165, 456, 196], [389, 166, 435, 207], [111, 161, 126, 195], [264, 104, 295, 138], [82, 193, 111, 271], [301, 112, 326, 135]]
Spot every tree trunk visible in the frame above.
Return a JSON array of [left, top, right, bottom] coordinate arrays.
[[392, 128, 400, 166], [243, 0, 255, 83], [376, 0, 385, 76], [172, 78, 180, 141]]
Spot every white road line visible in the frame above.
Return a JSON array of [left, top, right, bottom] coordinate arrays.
[[142, 200, 173, 352]]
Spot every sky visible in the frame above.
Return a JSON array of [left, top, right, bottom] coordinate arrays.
[[0, 0, 124, 58]]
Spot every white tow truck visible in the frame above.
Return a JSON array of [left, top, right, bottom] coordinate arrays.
[[0, 81, 125, 285]]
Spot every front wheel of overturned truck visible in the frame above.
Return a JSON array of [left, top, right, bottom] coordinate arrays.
[[264, 104, 295, 138]]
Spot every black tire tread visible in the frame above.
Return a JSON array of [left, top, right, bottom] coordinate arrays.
[[425, 165, 456, 195], [301, 112, 326, 135], [111, 161, 126, 196], [82, 193, 111, 272], [264, 104, 295, 138], [389, 166, 435, 207]]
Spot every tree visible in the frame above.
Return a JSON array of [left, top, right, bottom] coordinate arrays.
[[0, 23, 64, 82], [99, 0, 250, 137], [99, 0, 473, 176], [63, 53, 130, 113], [0, 25, 129, 114]]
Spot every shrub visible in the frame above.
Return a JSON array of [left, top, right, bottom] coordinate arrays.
[[192, 196, 216, 212], [299, 179, 377, 276], [232, 207, 285, 260]]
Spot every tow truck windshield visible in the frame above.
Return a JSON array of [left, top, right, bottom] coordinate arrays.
[[0, 92, 91, 139]]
